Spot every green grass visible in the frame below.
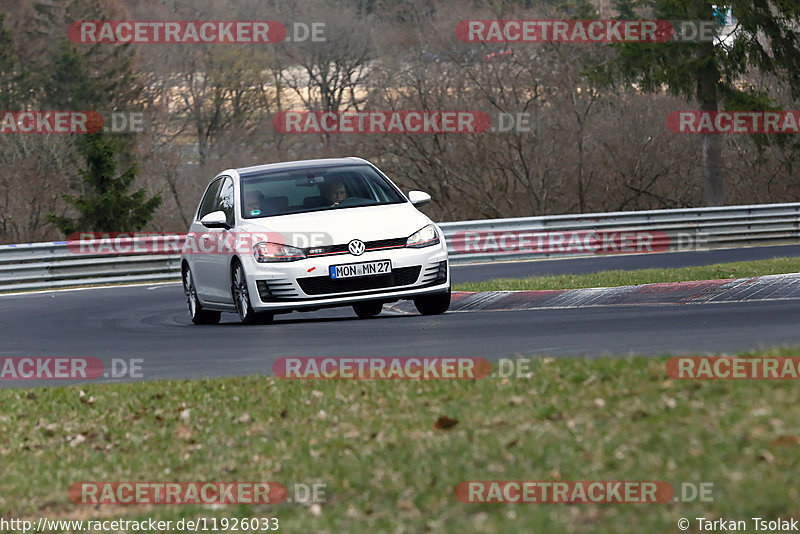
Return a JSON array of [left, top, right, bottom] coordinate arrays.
[[453, 256, 800, 292], [3, 349, 800, 532]]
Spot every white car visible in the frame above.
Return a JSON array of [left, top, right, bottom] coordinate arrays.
[[181, 157, 450, 324]]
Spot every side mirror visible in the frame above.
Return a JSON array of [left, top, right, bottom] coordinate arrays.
[[408, 190, 432, 207], [200, 210, 230, 229]]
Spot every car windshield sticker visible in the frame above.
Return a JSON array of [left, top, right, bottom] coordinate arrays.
[[250, 209, 261, 216]]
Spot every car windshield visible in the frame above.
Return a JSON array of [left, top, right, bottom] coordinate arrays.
[[240, 164, 406, 219]]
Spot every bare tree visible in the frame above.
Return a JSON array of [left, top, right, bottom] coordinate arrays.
[[276, 0, 374, 118]]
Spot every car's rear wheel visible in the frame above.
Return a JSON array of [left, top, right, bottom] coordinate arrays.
[[232, 261, 274, 324], [183, 265, 221, 325], [414, 289, 451, 315], [353, 300, 383, 318]]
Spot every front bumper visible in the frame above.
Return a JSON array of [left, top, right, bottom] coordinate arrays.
[[241, 244, 449, 312]]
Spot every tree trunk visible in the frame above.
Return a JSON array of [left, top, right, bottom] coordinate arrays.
[[701, 131, 724, 205], [697, 6, 725, 206]]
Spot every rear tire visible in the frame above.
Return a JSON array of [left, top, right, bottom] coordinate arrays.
[[232, 261, 274, 325], [353, 300, 383, 318], [414, 289, 451, 316], [183, 265, 221, 325]]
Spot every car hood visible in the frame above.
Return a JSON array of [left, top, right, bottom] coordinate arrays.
[[238, 203, 433, 247]]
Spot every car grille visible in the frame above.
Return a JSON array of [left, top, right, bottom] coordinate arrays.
[[304, 237, 407, 257], [297, 266, 421, 296]]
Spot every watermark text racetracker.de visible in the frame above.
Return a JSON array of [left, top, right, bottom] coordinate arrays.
[[273, 110, 540, 134], [70, 481, 327, 505], [66, 231, 334, 255], [667, 356, 800, 379], [273, 357, 492, 379], [0, 111, 100, 134], [456, 481, 714, 503], [457, 19, 723, 43], [69, 21, 326, 44], [668, 111, 800, 134], [0, 111, 145, 134], [450, 229, 708, 256], [0, 357, 142, 380]]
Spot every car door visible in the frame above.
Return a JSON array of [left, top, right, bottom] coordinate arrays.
[[189, 176, 228, 303], [202, 176, 237, 303]]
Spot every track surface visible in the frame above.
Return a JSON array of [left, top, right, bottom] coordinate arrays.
[[1, 248, 799, 387], [454, 243, 800, 282]]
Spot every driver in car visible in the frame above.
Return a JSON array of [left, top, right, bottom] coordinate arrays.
[[245, 190, 265, 215], [321, 179, 347, 206]]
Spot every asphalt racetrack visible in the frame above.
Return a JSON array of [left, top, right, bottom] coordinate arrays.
[[1, 246, 799, 387], [453, 243, 800, 281]]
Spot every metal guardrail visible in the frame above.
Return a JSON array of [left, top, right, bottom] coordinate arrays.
[[443, 202, 800, 264], [0, 202, 798, 292]]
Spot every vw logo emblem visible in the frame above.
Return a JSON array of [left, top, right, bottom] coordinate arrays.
[[348, 239, 365, 256]]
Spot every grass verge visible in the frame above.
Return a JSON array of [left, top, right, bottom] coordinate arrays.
[[453, 256, 800, 292], [3, 348, 800, 532]]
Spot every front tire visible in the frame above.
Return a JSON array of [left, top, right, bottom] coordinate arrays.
[[414, 289, 451, 316], [353, 300, 383, 319], [232, 261, 274, 324], [183, 265, 221, 325]]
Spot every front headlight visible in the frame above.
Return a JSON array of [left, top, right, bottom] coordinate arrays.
[[254, 242, 307, 262], [406, 224, 440, 248]]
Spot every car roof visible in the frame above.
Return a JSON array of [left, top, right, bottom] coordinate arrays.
[[236, 157, 370, 177]]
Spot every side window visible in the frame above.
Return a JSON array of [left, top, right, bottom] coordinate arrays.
[[214, 177, 235, 226], [197, 178, 223, 220]]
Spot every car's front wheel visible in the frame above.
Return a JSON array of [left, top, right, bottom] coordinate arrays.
[[353, 300, 383, 318], [414, 289, 451, 316], [183, 265, 221, 325], [232, 261, 274, 324]]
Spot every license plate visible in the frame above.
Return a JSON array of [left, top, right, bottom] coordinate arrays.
[[330, 260, 392, 279]]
